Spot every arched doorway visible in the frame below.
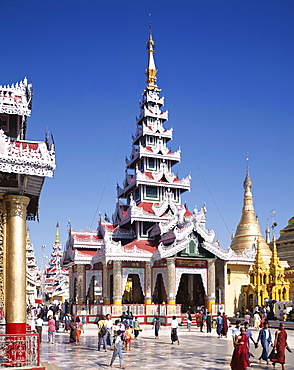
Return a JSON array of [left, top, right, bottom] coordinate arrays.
[[176, 274, 205, 312], [122, 274, 144, 304], [152, 273, 167, 304]]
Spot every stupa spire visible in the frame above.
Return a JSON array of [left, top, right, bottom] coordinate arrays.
[[145, 22, 160, 91], [230, 159, 272, 265], [55, 222, 60, 243]]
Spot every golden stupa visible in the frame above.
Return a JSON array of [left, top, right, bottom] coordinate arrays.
[[230, 167, 272, 266]]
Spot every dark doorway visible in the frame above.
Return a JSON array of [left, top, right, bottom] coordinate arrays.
[[176, 274, 205, 312], [152, 273, 167, 304], [122, 274, 144, 304]]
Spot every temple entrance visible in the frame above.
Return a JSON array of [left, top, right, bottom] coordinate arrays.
[[152, 274, 167, 304], [176, 274, 205, 312], [122, 274, 144, 304]]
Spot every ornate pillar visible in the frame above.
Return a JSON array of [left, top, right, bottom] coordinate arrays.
[[102, 261, 110, 305], [77, 264, 85, 306], [166, 258, 176, 304], [113, 260, 122, 305], [144, 261, 152, 304], [68, 266, 74, 301], [4, 195, 30, 334], [205, 259, 216, 313]]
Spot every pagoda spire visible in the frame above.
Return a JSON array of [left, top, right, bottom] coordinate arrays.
[[230, 160, 272, 265], [55, 222, 60, 243], [145, 26, 160, 91]]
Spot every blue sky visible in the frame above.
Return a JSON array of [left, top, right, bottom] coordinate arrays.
[[1, 0, 293, 265]]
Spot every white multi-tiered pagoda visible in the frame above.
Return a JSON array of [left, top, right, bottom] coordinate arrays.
[[62, 31, 258, 318]]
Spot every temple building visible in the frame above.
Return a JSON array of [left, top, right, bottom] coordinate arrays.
[[44, 223, 69, 301], [0, 77, 55, 343], [62, 31, 264, 319]]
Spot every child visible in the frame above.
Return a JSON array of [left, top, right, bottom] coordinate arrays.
[[109, 330, 125, 369], [124, 325, 133, 351]]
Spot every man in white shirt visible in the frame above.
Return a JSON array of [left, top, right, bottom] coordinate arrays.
[[171, 316, 180, 345]]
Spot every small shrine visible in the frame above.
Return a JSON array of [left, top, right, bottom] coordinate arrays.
[[26, 227, 41, 305]]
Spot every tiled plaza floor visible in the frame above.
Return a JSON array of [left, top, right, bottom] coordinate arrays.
[[33, 322, 294, 369]]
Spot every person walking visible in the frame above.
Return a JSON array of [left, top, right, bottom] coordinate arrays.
[[81, 307, 87, 325], [64, 312, 71, 333], [206, 311, 212, 333], [186, 310, 192, 332], [35, 314, 43, 343], [230, 327, 251, 370], [106, 314, 113, 347], [124, 325, 133, 351], [153, 316, 161, 340], [221, 312, 229, 338], [216, 312, 223, 338], [244, 321, 256, 360], [256, 321, 272, 365], [254, 311, 261, 331], [133, 317, 141, 340], [75, 316, 84, 345], [171, 316, 180, 345], [69, 317, 77, 344], [199, 311, 205, 332], [47, 315, 56, 344], [109, 330, 125, 369], [232, 320, 242, 345], [98, 315, 108, 352], [269, 323, 291, 369]]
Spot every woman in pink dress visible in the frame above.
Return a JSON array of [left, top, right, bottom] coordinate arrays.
[[230, 327, 251, 370]]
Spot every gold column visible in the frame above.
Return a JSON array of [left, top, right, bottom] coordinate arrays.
[[166, 258, 176, 304], [205, 259, 216, 313], [113, 260, 122, 305], [77, 264, 85, 306], [102, 261, 110, 305], [144, 261, 152, 304], [5, 195, 30, 334], [0, 198, 6, 312]]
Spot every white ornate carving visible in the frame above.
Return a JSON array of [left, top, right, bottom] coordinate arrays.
[[122, 268, 145, 296], [0, 78, 32, 116], [158, 234, 198, 258], [0, 130, 55, 177], [152, 268, 168, 296], [176, 267, 207, 294]]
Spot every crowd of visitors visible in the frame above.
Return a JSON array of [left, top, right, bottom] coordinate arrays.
[[29, 303, 293, 369]]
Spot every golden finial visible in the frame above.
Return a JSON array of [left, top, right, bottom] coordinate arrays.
[[55, 222, 60, 243], [145, 15, 160, 91], [243, 153, 252, 189]]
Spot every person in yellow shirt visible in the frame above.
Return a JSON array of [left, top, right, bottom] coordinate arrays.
[[97, 315, 108, 352]]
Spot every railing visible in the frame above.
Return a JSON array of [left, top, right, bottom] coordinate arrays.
[[0, 333, 40, 367], [73, 303, 182, 317]]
